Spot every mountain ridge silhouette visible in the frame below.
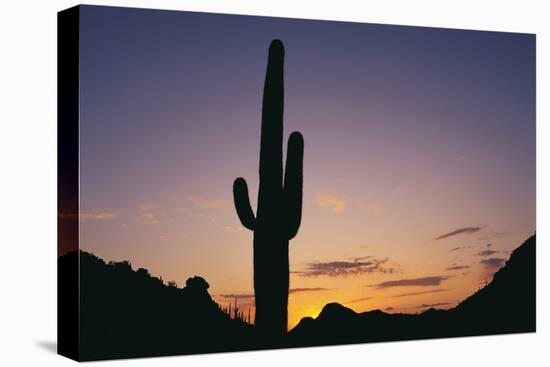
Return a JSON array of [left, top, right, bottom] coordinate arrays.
[[59, 234, 535, 360], [288, 234, 535, 346]]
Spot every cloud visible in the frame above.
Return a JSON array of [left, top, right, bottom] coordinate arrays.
[[415, 302, 451, 309], [223, 225, 244, 233], [218, 293, 254, 299], [479, 257, 507, 280], [82, 212, 117, 220], [58, 211, 118, 220], [289, 287, 330, 294], [348, 255, 375, 262], [478, 249, 498, 257], [218, 288, 328, 301], [343, 296, 373, 305], [385, 302, 452, 313], [370, 276, 450, 289], [139, 203, 155, 211], [449, 245, 473, 252], [480, 258, 506, 268], [389, 288, 449, 298], [189, 196, 231, 209], [139, 203, 158, 224], [295, 257, 396, 277], [141, 213, 158, 224], [435, 226, 482, 240], [315, 192, 346, 212], [446, 265, 470, 271]]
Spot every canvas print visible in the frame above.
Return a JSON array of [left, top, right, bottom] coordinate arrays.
[[58, 5, 536, 361]]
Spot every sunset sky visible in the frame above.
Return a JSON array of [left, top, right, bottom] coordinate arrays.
[[76, 6, 535, 329]]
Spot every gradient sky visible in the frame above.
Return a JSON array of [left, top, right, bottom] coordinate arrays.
[[77, 5, 535, 329]]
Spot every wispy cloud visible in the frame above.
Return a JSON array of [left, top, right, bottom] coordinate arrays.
[[139, 203, 158, 224], [348, 255, 375, 262], [58, 211, 117, 220], [343, 296, 373, 305], [82, 212, 117, 220], [315, 192, 346, 212], [189, 196, 230, 209], [223, 225, 244, 233], [414, 302, 451, 309], [449, 246, 472, 252], [389, 288, 449, 298], [141, 213, 158, 224], [218, 288, 328, 300], [479, 257, 507, 280], [289, 287, 330, 294], [446, 265, 470, 271], [478, 249, 498, 257], [480, 258, 506, 268], [385, 301, 453, 312], [218, 293, 254, 299], [139, 204, 155, 211], [435, 226, 482, 240], [295, 257, 396, 277], [370, 276, 450, 289]]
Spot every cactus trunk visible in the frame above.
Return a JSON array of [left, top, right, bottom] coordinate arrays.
[[232, 39, 304, 338]]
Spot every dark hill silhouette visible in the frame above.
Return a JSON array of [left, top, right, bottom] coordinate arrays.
[[288, 235, 535, 346], [59, 251, 257, 360], [59, 235, 534, 360]]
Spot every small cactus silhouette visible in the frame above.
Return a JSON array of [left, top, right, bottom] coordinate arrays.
[[233, 39, 304, 337]]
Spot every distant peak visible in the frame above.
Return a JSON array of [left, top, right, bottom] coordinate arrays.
[[318, 302, 356, 321]]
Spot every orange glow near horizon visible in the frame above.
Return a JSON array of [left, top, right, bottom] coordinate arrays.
[[80, 200, 530, 331], [76, 13, 535, 332]]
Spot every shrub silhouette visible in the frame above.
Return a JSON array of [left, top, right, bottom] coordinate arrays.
[[233, 39, 304, 337], [59, 251, 256, 360], [58, 235, 535, 361]]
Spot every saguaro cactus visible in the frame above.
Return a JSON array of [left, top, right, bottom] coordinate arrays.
[[233, 39, 304, 338]]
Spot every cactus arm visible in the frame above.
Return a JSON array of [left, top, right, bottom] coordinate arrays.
[[258, 40, 285, 211], [233, 177, 256, 231], [284, 131, 304, 239]]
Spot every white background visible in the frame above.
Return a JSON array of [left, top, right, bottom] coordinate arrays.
[[0, 0, 548, 366]]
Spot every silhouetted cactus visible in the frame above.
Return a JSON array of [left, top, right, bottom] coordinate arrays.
[[233, 297, 239, 320], [233, 39, 304, 337]]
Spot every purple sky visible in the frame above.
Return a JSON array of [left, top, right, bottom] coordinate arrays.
[[76, 5, 535, 327]]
